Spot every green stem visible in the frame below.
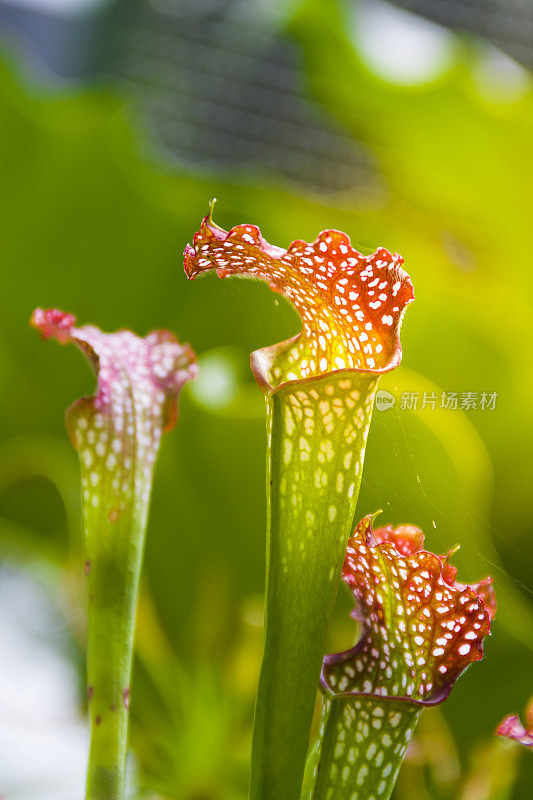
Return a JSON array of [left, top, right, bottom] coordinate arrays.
[[84, 455, 152, 800], [250, 373, 378, 800]]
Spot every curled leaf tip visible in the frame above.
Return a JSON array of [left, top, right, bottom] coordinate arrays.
[[31, 308, 197, 444], [322, 514, 494, 705], [440, 550, 497, 622], [370, 522, 425, 556], [31, 307, 76, 343], [184, 212, 414, 393], [497, 698, 533, 748]]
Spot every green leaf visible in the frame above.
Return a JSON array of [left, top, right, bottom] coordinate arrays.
[[184, 212, 413, 800], [31, 308, 197, 800]]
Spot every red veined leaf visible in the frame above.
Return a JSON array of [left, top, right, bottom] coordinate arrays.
[[184, 208, 414, 393], [324, 515, 494, 703]]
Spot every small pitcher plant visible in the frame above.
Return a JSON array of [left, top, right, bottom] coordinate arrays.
[[31, 308, 197, 800], [303, 515, 495, 800], [184, 207, 414, 799]]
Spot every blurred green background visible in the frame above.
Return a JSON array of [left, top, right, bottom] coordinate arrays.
[[0, 0, 532, 798]]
